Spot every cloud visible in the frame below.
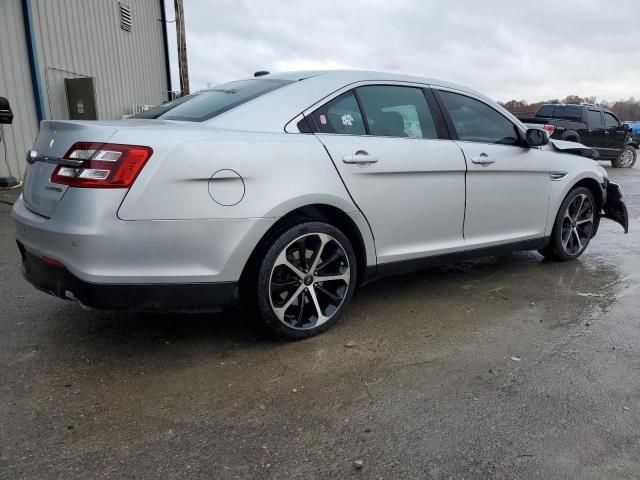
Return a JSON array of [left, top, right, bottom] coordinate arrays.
[[175, 0, 640, 102]]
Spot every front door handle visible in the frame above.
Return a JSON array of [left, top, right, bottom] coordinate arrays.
[[342, 150, 379, 165], [471, 153, 495, 165]]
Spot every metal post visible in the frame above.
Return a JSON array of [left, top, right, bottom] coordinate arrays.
[[174, 0, 189, 96]]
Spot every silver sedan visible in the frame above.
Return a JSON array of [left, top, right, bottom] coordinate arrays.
[[13, 70, 628, 338]]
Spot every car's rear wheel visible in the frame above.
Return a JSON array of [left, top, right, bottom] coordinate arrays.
[[256, 221, 357, 339], [539, 187, 596, 261], [612, 146, 636, 168]]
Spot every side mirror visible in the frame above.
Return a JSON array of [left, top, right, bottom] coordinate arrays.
[[0, 97, 13, 125], [623, 123, 630, 132], [526, 128, 549, 147]]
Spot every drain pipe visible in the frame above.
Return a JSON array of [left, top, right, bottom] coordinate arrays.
[[21, 0, 46, 122]]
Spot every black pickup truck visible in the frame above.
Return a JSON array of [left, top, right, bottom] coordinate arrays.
[[519, 103, 638, 168]]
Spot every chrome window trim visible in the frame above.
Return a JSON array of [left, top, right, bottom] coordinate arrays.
[[285, 80, 447, 140], [285, 80, 432, 134]]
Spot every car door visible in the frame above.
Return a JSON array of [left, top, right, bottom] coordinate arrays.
[[563, 105, 588, 141], [603, 111, 626, 153], [435, 89, 551, 247], [583, 108, 606, 152], [306, 84, 467, 265]]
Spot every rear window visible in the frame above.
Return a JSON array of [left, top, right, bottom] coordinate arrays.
[[537, 105, 554, 118], [132, 79, 293, 122], [564, 106, 581, 121], [587, 109, 603, 127]]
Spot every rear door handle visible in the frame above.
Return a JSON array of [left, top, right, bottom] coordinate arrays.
[[342, 150, 378, 165], [471, 153, 495, 165]]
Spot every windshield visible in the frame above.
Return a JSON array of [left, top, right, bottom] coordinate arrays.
[[132, 78, 293, 122]]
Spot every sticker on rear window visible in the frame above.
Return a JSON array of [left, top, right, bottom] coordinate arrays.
[[341, 114, 354, 126]]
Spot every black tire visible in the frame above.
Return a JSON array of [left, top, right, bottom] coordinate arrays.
[[540, 187, 596, 261], [611, 145, 636, 168], [255, 221, 357, 339], [561, 132, 580, 143]]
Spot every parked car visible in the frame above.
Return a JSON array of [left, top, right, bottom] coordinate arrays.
[[519, 103, 638, 168], [12, 71, 629, 338], [631, 121, 640, 143]]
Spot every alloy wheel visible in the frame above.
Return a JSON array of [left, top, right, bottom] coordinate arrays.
[[619, 148, 635, 168], [561, 193, 594, 256], [269, 233, 351, 330]]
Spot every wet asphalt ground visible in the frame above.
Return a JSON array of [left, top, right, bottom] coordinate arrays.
[[1, 165, 639, 480]]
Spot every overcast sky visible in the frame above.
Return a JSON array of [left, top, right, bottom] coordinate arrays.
[[166, 0, 640, 103]]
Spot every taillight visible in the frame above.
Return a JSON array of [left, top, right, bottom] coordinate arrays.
[[543, 124, 555, 136], [42, 256, 65, 268], [51, 142, 153, 188]]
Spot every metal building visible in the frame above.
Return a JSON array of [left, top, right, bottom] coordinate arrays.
[[0, 0, 171, 180]]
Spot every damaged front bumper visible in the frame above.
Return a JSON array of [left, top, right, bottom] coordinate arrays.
[[602, 181, 629, 233]]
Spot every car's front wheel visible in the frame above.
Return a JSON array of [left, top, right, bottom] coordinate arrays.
[[256, 221, 357, 339], [612, 145, 637, 168], [539, 187, 596, 261]]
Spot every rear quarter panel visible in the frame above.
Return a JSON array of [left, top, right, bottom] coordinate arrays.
[[115, 127, 376, 268], [116, 129, 358, 220]]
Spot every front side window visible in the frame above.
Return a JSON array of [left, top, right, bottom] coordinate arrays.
[[587, 109, 603, 127], [132, 79, 293, 122], [307, 91, 366, 135], [439, 91, 519, 145], [604, 112, 619, 128], [356, 85, 438, 139]]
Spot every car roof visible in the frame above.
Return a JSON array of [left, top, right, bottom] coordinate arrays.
[[208, 69, 522, 132], [256, 69, 486, 97]]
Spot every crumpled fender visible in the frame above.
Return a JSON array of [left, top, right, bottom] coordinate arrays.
[[550, 139, 598, 159], [602, 181, 629, 233]]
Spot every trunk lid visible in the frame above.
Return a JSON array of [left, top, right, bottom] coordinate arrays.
[[23, 120, 120, 217]]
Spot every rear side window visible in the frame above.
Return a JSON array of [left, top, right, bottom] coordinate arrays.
[[439, 91, 519, 145], [604, 112, 619, 128], [356, 85, 437, 139], [564, 106, 581, 121], [587, 109, 603, 127], [307, 92, 366, 135], [537, 105, 554, 118], [132, 79, 293, 122], [552, 106, 566, 118]]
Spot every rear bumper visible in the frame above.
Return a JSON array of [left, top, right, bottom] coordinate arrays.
[[11, 192, 276, 284], [18, 244, 238, 312]]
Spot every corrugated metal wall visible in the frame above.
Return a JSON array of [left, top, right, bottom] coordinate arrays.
[[32, 0, 168, 121], [0, 0, 39, 179], [0, 0, 168, 178]]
